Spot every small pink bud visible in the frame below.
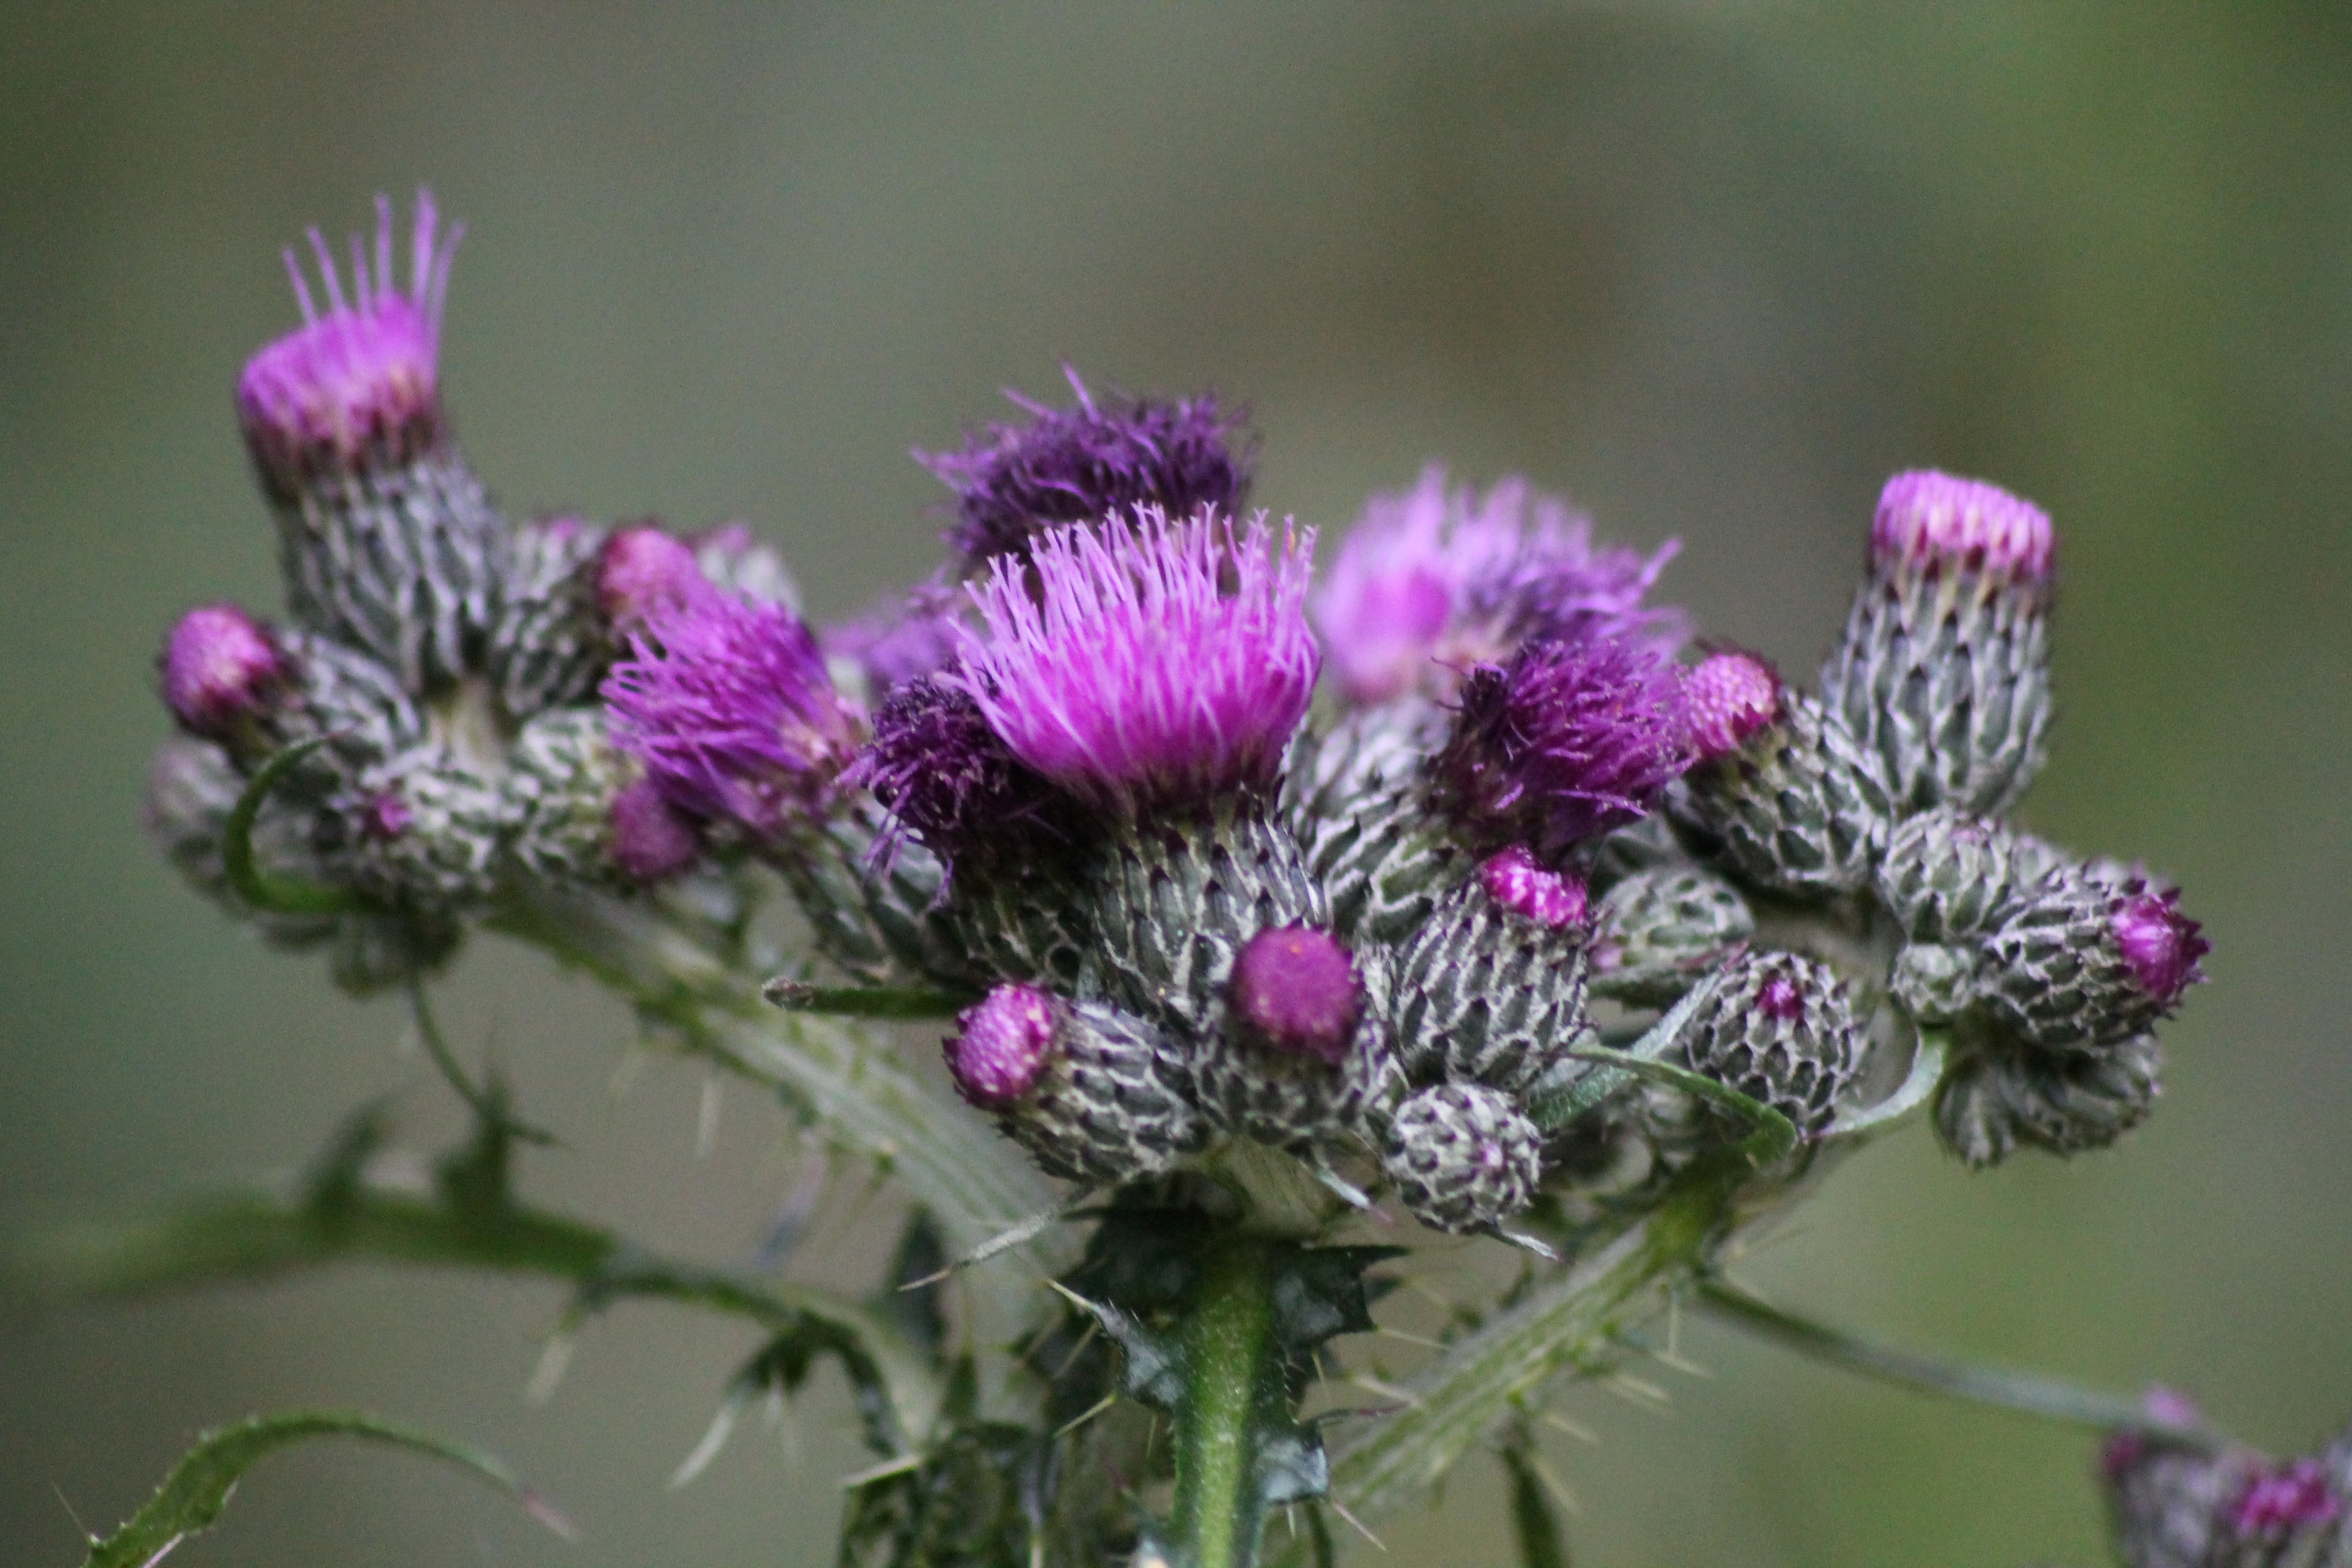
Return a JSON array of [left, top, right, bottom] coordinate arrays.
[[1229, 925, 1360, 1065], [1683, 650, 1781, 761], [946, 984, 1060, 1107], [160, 604, 287, 738], [2233, 1460, 2341, 1535], [1756, 971, 1804, 1023], [2111, 888, 2207, 1009], [1476, 845, 1588, 930], [597, 526, 710, 628], [608, 778, 701, 881]]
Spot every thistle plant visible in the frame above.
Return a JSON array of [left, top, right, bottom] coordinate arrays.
[[34, 188, 2310, 1568]]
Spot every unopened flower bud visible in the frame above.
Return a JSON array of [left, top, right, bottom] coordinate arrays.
[[1667, 685, 1894, 899], [2101, 1393, 2245, 1568], [1589, 863, 1755, 1007], [1676, 951, 1862, 1136], [1876, 805, 2017, 942], [1390, 853, 1593, 1095], [1981, 865, 2207, 1051], [1933, 1030, 2162, 1168], [1889, 941, 1977, 1024], [238, 192, 506, 693], [1821, 470, 2056, 816], [945, 984, 1202, 1185], [160, 604, 289, 745], [1683, 650, 1781, 761], [326, 745, 510, 907], [503, 707, 700, 888], [597, 525, 711, 629], [488, 515, 611, 720], [1380, 1082, 1544, 1233], [1195, 924, 1400, 1150]]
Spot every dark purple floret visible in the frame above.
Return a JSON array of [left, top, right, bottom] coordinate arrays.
[[851, 671, 1074, 877], [2233, 1460, 2342, 1535], [1433, 634, 1692, 863], [919, 367, 1254, 565], [602, 591, 853, 844]]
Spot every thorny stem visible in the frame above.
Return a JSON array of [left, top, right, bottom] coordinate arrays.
[[405, 978, 554, 1145], [1171, 1236, 1283, 1568]]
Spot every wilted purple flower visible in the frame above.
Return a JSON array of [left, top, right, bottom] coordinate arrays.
[[826, 579, 965, 698], [160, 603, 288, 741], [1312, 465, 1686, 704], [236, 191, 459, 501], [602, 590, 853, 843], [1228, 926, 1361, 1065], [1684, 649, 1782, 761], [954, 508, 1320, 817], [919, 367, 1253, 565], [1872, 470, 2056, 589], [946, 983, 1060, 1107], [1433, 634, 1692, 862], [853, 670, 1076, 876]]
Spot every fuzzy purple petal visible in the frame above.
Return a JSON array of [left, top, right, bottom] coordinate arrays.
[[919, 368, 1253, 565], [1434, 633, 1692, 861], [954, 507, 1321, 816], [236, 191, 458, 497], [851, 670, 1079, 876], [602, 590, 852, 842], [1313, 464, 1686, 705]]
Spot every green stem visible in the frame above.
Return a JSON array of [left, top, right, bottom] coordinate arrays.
[[406, 979, 555, 1145], [1171, 1236, 1282, 1568], [763, 978, 978, 1019], [1695, 1278, 2234, 1450]]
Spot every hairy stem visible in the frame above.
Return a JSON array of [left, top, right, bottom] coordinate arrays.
[[1172, 1235, 1283, 1568]]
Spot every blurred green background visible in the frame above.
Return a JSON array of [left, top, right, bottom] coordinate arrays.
[[6, 3, 2350, 1564]]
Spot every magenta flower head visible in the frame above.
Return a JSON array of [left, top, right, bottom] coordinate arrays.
[[160, 603, 288, 741], [1433, 633, 1692, 863], [1871, 469, 2056, 591], [919, 367, 1254, 565], [945, 982, 1061, 1107], [954, 508, 1321, 817], [853, 669, 1078, 877], [236, 191, 459, 502], [1684, 649, 1782, 762], [1312, 465, 1686, 705], [1228, 925, 1362, 1065], [601, 590, 854, 844]]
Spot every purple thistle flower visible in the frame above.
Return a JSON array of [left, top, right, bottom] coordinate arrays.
[[1433, 634, 1692, 862], [1313, 464, 1686, 705], [826, 579, 965, 699], [236, 191, 460, 501], [1476, 845, 1588, 930], [1684, 649, 1782, 761], [609, 777, 703, 882], [954, 508, 1321, 817], [602, 590, 853, 843], [919, 366, 1253, 565], [1872, 470, 2056, 587], [2112, 886, 2210, 1010], [2233, 1460, 2342, 1536], [852, 670, 1077, 876], [1228, 925, 1361, 1065], [160, 603, 288, 740], [946, 983, 1061, 1107]]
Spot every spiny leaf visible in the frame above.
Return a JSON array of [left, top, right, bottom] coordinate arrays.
[[80, 1409, 565, 1568], [1562, 1045, 1799, 1167], [1822, 1028, 1948, 1139], [1528, 971, 1724, 1131]]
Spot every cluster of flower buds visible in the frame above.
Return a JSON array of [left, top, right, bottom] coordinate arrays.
[[148, 192, 2206, 1216], [2103, 1394, 2350, 1568], [145, 194, 818, 990]]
